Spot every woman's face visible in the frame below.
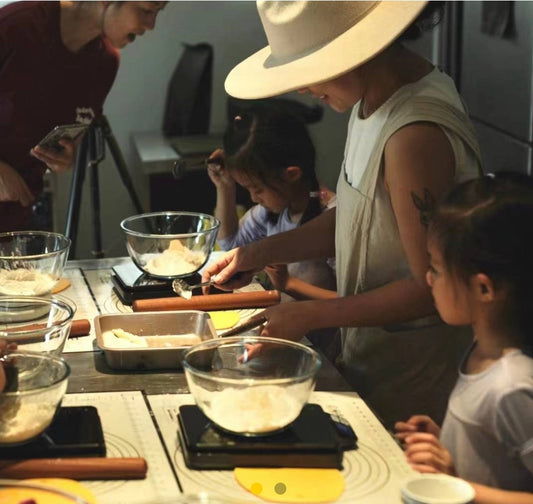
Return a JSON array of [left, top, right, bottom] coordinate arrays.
[[426, 238, 472, 326], [297, 70, 362, 113], [102, 2, 165, 49], [231, 170, 288, 214]]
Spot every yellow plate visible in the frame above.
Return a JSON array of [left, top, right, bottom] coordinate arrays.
[[0, 478, 96, 504], [235, 467, 345, 503]]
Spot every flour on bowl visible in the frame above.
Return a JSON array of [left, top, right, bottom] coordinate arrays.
[[209, 385, 302, 434], [0, 401, 56, 444], [144, 240, 206, 277], [0, 268, 56, 296]]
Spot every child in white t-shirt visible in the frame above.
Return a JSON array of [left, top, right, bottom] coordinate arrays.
[[395, 173, 533, 503]]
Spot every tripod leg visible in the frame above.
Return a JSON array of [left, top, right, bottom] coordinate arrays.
[[97, 115, 145, 215], [64, 134, 89, 259], [89, 162, 104, 259]]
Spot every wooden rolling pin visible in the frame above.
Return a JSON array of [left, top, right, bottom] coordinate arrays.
[[0, 457, 147, 480], [5, 319, 91, 338], [133, 290, 281, 312]]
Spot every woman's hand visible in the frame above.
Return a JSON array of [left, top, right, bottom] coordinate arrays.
[[394, 415, 441, 444], [202, 245, 264, 292], [0, 161, 35, 206], [264, 264, 289, 292], [259, 300, 317, 342], [403, 432, 456, 476], [30, 137, 76, 173]]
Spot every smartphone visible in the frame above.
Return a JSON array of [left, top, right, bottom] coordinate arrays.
[[37, 123, 89, 151]]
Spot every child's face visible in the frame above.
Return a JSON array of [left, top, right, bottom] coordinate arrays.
[[426, 238, 473, 326], [231, 170, 289, 214], [102, 2, 165, 49]]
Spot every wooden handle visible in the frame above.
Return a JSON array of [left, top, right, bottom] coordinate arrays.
[[0, 457, 147, 480], [69, 319, 91, 337], [4, 319, 91, 338], [133, 290, 281, 312]]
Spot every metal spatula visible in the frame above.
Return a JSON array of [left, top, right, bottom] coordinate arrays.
[[172, 278, 216, 299], [218, 315, 267, 338]]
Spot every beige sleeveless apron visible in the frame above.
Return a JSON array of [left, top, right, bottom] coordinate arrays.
[[335, 96, 482, 428]]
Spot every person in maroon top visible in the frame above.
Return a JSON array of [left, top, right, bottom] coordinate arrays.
[[0, 1, 166, 231]]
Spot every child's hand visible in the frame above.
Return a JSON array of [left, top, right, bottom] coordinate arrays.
[[206, 149, 234, 189], [394, 415, 441, 444], [264, 264, 289, 291], [404, 432, 456, 476]]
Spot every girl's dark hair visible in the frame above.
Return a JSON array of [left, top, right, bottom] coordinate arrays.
[[429, 172, 533, 347], [223, 101, 321, 225], [398, 1, 446, 41]]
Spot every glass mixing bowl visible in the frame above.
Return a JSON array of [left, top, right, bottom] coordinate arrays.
[[0, 351, 70, 445], [0, 296, 76, 356], [183, 336, 322, 436], [0, 231, 71, 296], [120, 212, 220, 279]]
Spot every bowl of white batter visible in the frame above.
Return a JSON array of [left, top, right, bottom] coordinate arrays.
[[120, 212, 220, 279]]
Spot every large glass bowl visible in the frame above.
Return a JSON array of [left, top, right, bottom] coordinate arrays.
[[120, 212, 220, 279], [0, 231, 71, 296], [0, 351, 70, 446], [0, 296, 76, 356], [183, 336, 322, 436]]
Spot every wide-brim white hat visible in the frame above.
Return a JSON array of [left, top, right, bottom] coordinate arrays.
[[225, 1, 427, 99]]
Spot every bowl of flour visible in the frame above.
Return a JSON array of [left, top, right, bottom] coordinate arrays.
[[120, 212, 220, 279], [0, 231, 71, 296], [183, 336, 322, 436], [0, 351, 70, 446]]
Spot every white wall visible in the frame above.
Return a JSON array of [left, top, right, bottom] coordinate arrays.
[[53, 1, 349, 259]]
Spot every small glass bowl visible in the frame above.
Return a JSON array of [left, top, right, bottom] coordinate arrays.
[[0, 231, 71, 296], [0, 296, 76, 356], [120, 212, 220, 279], [0, 351, 70, 446], [183, 336, 322, 436], [401, 474, 475, 504], [171, 494, 252, 504]]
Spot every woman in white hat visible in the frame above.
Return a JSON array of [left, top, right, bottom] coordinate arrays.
[[204, 1, 483, 428]]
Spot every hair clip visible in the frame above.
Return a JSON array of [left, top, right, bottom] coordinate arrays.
[[309, 190, 327, 198]]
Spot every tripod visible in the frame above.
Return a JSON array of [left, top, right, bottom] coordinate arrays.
[[64, 115, 145, 259]]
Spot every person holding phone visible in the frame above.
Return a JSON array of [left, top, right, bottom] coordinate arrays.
[[0, 1, 166, 232]]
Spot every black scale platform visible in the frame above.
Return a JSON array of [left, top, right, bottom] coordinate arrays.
[[178, 404, 357, 470], [111, 262, 202, 304]]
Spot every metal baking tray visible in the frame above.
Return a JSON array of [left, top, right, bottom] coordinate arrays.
[[94, 311, 217, 370]]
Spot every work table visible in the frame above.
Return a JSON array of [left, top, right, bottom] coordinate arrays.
[[49, 257, 413, 503]]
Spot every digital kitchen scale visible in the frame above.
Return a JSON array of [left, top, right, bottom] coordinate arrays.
[[111, 262, 202, 304], [178, 404, 357, 470], [0, 406, 106, 459]]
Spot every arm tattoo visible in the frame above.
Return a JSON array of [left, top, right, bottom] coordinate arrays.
[[411, 188, 436, 228]]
